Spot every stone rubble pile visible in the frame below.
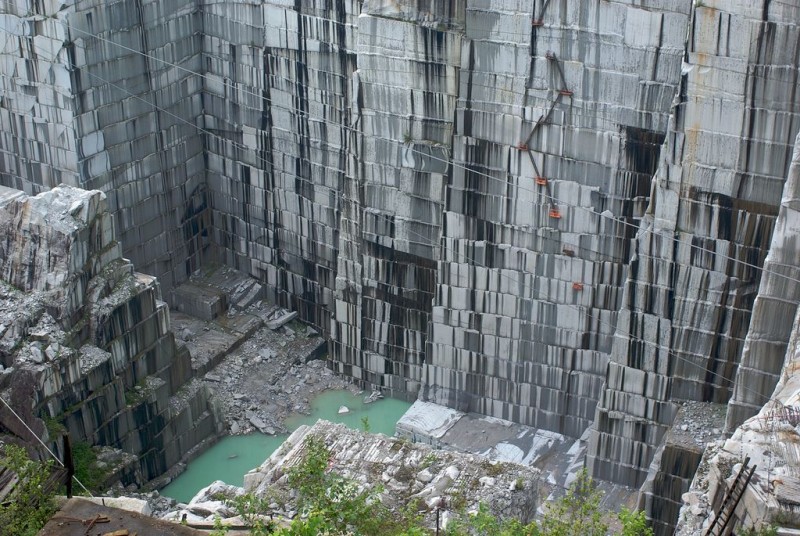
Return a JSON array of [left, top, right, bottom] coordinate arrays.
[[161, 480, 247, 525], [197, 319, 345, 436], [637, 401, 727, 535], [240, 420, 539, 529]]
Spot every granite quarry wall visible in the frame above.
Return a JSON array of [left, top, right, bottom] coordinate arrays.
[[0, 0, 209, 291], [0, 185, 223, 487], [587, 0, 800, 488], [2, 0, 800, 517], [422, 0, 690, 440], [675, 131, 800, 535], [203, 0, 359, 334]]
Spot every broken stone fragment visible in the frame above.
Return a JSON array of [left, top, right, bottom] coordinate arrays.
[[425, 496, 443, 509], [30, 344, 45, 364], [417, 469, 434, 483], [266, 311, 297, 330], [178, 327, 194, 341], [187, 500, 231, 518], [27, 329, 50, 341], [338, 405, 350, 414], [364, 390, 383, 404], [45, 343, 60, 360], [249, 415, 268, 432], [444, 466, 460, 480]]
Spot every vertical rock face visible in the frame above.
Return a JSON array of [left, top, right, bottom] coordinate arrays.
[[205, 1, 358, 333], [423, 1, 690, 437], [677, 250, 800, 534], [331, 5, 462, 394], [0, 185, 222, 486], [0, 0, 208, 291], [588, 2, 800, 487], [727, 134, 800, 430], [0, 185, 121, 321], [0, 2, 78, 188]]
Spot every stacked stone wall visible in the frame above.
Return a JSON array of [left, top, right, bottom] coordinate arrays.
[[0, 185, 222, 486], [331, 7, 462, 395], [423, 0, 690, 438], [203, 1, 358, 334], [0, 0, 208, 291], [588, 1, 800, 487]]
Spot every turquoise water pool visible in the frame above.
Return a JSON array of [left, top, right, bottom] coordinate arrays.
[[160, 389, 412, 502]]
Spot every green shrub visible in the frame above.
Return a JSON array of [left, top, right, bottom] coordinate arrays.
[[225, 439, 655, 536], [72, 441, 107, 493], [0, 444, 58, 536]]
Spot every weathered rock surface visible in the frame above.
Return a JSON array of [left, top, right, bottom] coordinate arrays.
[[329, 3, 460, 397], [589, 3, 800, 489], [676, 302, 800, 534], [637, 401, 727, 536], [0, 0, 208, 291], [422, 0, 690, 441], [243, 420, 540, 528], [0, 185, 223, 488], [727, 131, 800, 430]]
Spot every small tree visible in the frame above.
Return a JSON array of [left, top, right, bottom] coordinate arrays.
[[445, 502, 539, 536], [739, 525, 778, 536], [229, 493, 275, 535], [618, 507, 654, 536], [539, 469, 608, 536], [0, 444, 58, 536], [71, 441, 106, 493], [269, 436, 411, 535]]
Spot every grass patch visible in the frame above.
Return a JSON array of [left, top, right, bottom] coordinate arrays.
[[481, 459, 505, 477], [72, 442, 108, 493]]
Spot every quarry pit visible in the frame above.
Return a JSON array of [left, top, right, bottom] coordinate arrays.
[[1, 0, 800, 534]]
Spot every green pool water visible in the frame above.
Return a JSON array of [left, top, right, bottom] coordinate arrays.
[[160, 390, 412, 503], [284, 389, 412, 436], [160, 433, 288, 502]]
